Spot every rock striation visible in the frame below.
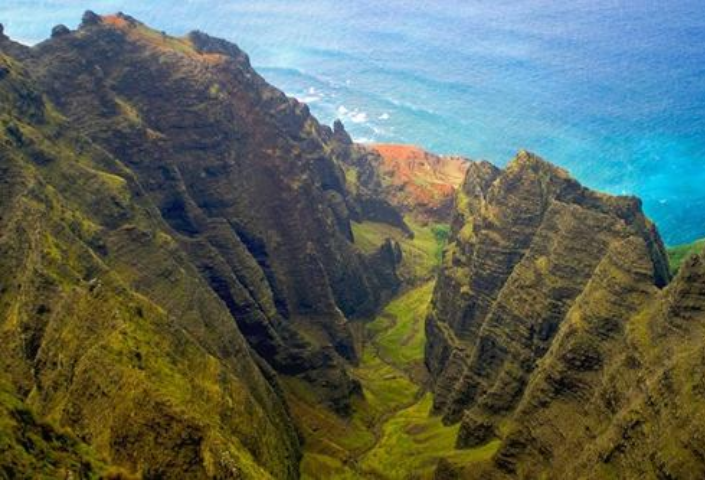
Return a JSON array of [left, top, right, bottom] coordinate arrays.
[[24, 13, 404, 414], [0, 13, 406, 477], [426, 151, 705, 478]]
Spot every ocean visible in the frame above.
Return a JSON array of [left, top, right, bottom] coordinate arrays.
[[2, 0, 703, 245]]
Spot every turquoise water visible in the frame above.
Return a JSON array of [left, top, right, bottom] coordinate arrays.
[[2, 1, 704, 245]]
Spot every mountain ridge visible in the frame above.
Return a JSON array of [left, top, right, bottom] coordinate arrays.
[[1, 11, 704, 480], [424, 150, 705, 478]]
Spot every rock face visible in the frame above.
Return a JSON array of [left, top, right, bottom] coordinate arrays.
[[427, 151, 705, 478], [24, 13, 402, 413], [488, 238, 705, 478], [0, 44, 299, 478], [0, 13, 405, 477], [369, 144, 469, 222]]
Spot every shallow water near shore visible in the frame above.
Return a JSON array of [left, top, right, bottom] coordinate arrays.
[[2, 0, 703, 244]]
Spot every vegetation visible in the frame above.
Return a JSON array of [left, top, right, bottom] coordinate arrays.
[[359, 394, 500, 479], [367, 282, 434, 378], [0, 41, 300, 478], [291, 279, 499, 479], [352, 219, 450, 282], [0, 383, 106, 479], [668, 238, 705, 274]]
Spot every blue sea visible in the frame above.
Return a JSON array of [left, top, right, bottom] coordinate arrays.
[[2, 0, 704, 245]]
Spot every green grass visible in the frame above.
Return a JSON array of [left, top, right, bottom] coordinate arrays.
[[368, 282, 434, 374], [353, 349, 418, 419], [294, 280, 499, 479], [668, 239, 705, 274], [359, 393, 500, 479], [352, 219, 449, 282]]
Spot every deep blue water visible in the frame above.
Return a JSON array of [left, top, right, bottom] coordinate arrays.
[[2, 1, 704, 245]]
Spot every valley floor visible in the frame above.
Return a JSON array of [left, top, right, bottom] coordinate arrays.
[[285, 282, 499, 479]]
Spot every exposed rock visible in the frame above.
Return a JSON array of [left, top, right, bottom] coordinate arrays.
[[329, 132, 412, 233], [427, 150, 670, 418], [333, 119, 353, 145], [51, 25, 71, 38], [0, 41, 301, 477], [26, 14, 403, 416], [80, 10, 101, 28], [456, 414, 496, 448]]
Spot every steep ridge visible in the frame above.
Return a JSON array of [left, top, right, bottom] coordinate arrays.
[[3, 11, 705, 480], [426, 151, 705, 477], [0, 43, 300, 477], [22, 12, 404, 414], [486, 235, 705, 478]]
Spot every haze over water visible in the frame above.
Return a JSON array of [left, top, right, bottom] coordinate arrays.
[[2, 0, 704, 245]]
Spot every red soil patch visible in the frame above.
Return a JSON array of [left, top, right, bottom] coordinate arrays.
[[370, 144, 469, 221]]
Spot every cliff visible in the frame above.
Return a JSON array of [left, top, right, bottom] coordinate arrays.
[[0, 42, 299, 477], [0, 13, 406, 477], [26, 12, 407, 413], [3, 11, 704, 480], [426, 151, 705, 478]]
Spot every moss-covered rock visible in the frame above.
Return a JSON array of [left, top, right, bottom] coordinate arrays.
[[1, 35, 300, 478], [427, 151, 705, 478]]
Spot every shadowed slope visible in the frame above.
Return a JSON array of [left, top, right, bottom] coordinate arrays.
[[1, 30, 300, 479], [26, 12, 404, 414]]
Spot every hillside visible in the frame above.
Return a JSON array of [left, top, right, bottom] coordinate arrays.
[[425, 151, 705, 478], [668, 238, 705, 274], [2, 11, 705, 480], [368, 144, 468, 223]]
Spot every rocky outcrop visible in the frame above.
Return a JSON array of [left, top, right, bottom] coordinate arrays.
[[0, 13, 409, 477], [480, 236, 705, 479], [50, 25, 70, 38], [427, 151, 669, 419], [328, 125, 411, 233], [0, 44, 300, 477]]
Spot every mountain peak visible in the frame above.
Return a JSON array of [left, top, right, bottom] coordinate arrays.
[[80, 10, 101, 28], [50, 24, 70, 38], [508, 149, 571, 178]]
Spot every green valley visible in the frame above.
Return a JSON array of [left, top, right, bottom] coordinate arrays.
[[289, 220, 499, 479], [2, 11, 705, 480]]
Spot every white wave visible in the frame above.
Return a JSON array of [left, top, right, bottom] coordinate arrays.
[[299, 96, 321, 104], [337, 105, 349, 115]]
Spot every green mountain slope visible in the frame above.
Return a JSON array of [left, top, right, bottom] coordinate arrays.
[[668, 238, 705, 274], [1, 35, 299, 479], [425, 151, 705, 478], [3, 11, 705, 480]]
